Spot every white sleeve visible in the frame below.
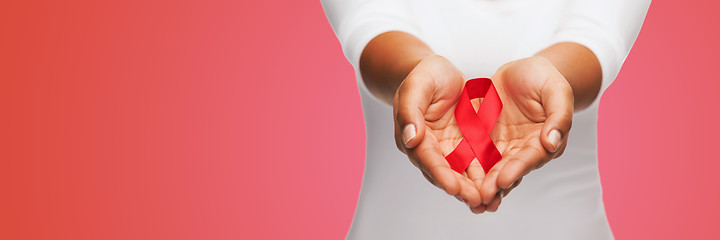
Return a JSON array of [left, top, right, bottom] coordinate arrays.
[[549, 0, 651, 98], [320, 0, 421, 69]]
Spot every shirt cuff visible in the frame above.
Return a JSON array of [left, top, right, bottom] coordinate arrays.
[[339, 20, 421, 72]]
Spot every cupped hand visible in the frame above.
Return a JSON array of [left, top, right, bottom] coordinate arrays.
[[394, 55, 574, 214], [476, 56, 574, 212], [393, 55, 490, 212]]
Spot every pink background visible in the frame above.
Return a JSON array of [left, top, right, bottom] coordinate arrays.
[[0, 0, 718, 239]]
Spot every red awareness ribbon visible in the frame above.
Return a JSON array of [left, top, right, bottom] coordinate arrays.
[[445, 78, 503, 174]]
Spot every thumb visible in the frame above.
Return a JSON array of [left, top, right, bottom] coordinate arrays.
[[540, 79, 573, 153], [394, 75, 433, 149]]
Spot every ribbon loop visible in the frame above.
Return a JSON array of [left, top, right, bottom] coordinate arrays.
[[445, 78, 503, 173]]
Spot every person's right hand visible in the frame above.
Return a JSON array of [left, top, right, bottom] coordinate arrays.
[[393, 55, 487, 212]]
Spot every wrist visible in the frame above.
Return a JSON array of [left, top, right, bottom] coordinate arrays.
[[359, 31, 435, 104], [535, 42, 601, 110], [392, 54, 445, 95], [394, 53, 436, 82]]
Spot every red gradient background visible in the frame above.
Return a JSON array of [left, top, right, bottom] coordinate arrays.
[[0, 0, 718, 239]]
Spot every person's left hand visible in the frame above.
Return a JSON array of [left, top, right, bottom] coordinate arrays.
[[471, 56, 574, 213]]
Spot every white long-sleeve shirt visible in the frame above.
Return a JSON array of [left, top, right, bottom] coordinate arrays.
[[322, 0, 650, 239]]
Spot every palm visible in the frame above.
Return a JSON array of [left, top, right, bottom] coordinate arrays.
[[473, 57, 574, 207], [424, 58, 565, 201], [490, 65, 548, 169], [421, 84, 496, 181], [422, 75, 545, 177], [415, 83, 493, 203], [425, 105, 464, 161]]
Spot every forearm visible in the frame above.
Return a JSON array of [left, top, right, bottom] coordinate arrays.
[[359, 31, 434, 104], [535, 42, 602, 111], [361, 35, 602, 109]]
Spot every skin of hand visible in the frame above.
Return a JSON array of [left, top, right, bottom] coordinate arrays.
[[361, 31, 489, 211], [392, 54, 490, 212], [474, 56, 574, 213], [360, 31, 601, 214], [395, 56, 575, 214], [476, 42, 602, 212]]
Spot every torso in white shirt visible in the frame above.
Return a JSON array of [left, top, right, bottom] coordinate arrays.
[[348, 0, 614, 239]]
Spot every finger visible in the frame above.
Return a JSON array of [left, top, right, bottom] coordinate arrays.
[[540, 78, 573, 153], [406, 130, 481, 208], [441, 160, 483, 208], [496, 143, 548, 190], [478, 144, 525, 204], [479, 158, 509, 204], [441, 170, 482, 208], [394, 75, 434, 149], [406, 134, 460, 196], [542, 140, 567, 168], [393, 120, 408, 154], [411, 137, 483, 207], [465, 158, 485, 189], [485, 193, 502, 212], [421, 171, 437, 187], [552, 142, 567, 160], [455, 173, 483, 208], [470, 203, 486, 214], [502, 177, 523, 198]]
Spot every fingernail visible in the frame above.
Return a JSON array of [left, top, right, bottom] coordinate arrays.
[[548, 129, 561, 152], [403, 124, 416, 147]]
